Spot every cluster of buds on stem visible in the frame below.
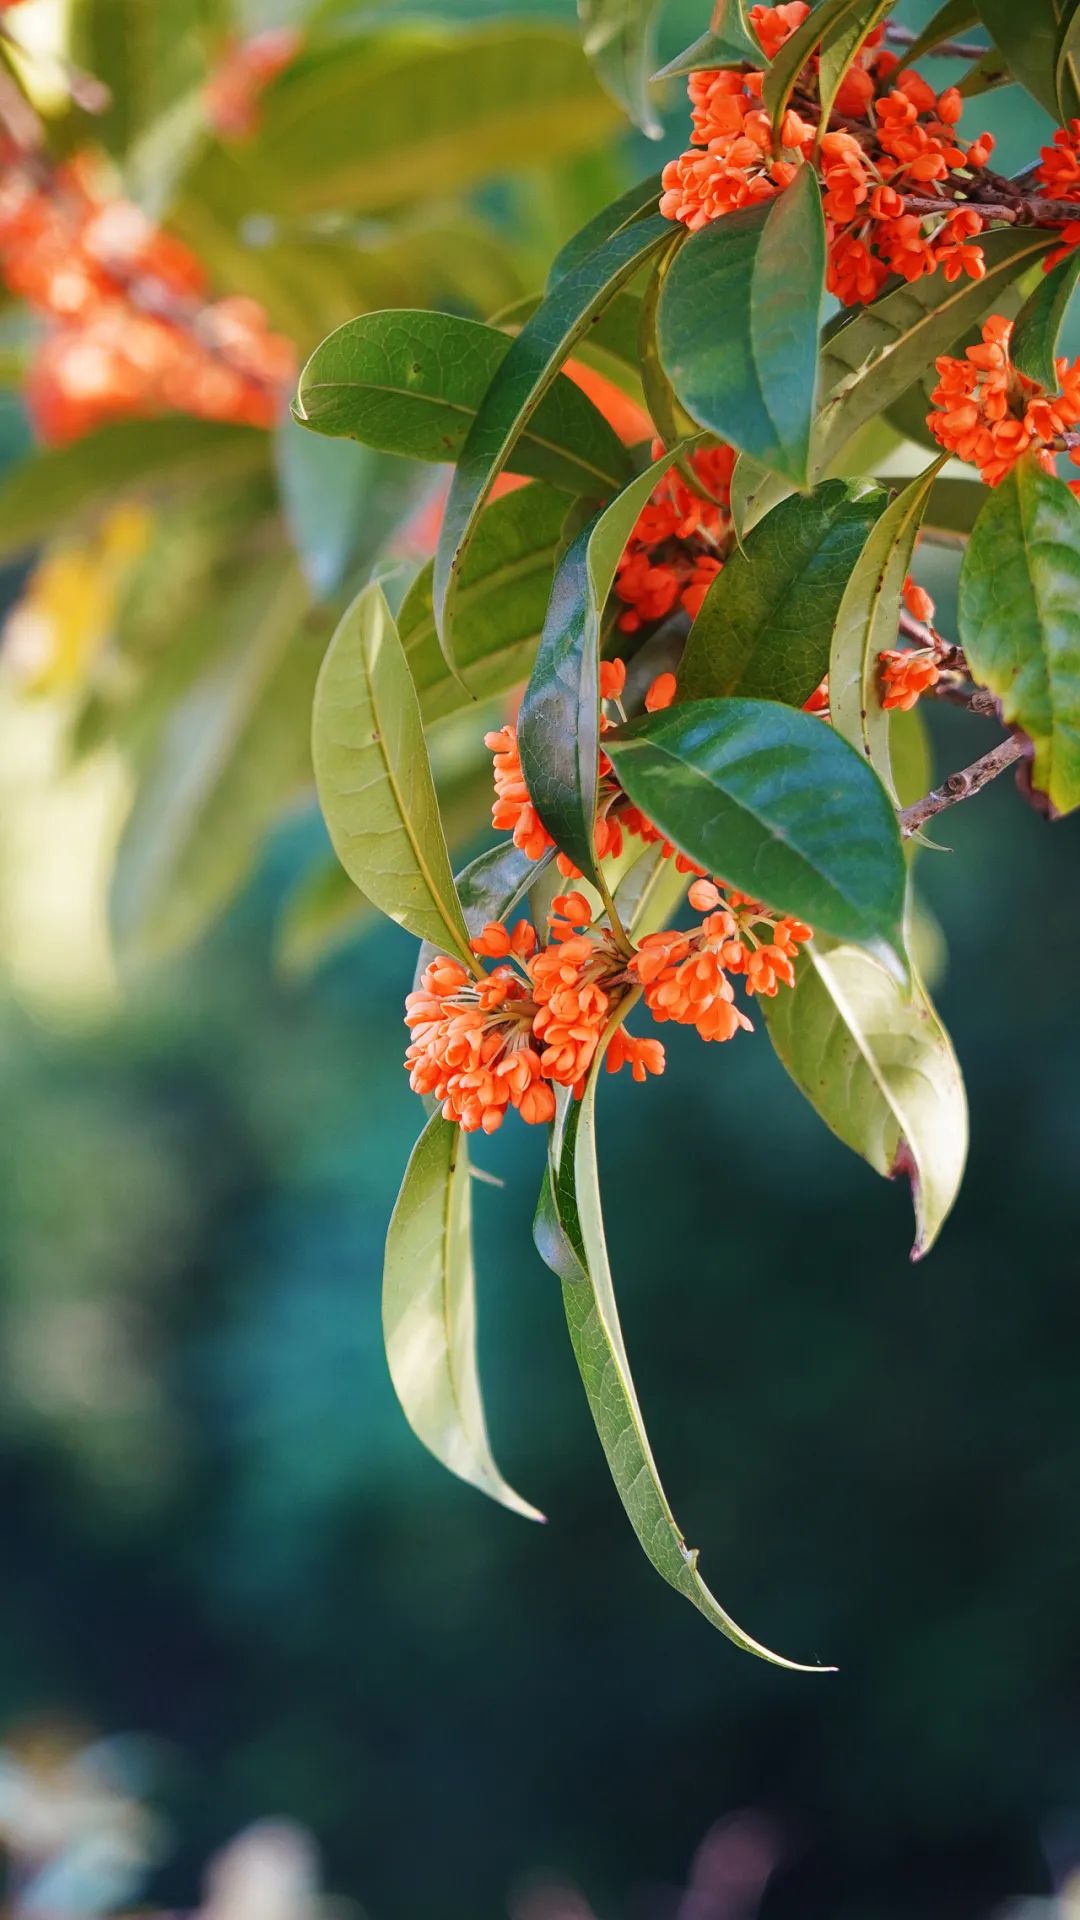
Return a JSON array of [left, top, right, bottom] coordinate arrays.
[[927, 314, 1080, 489]]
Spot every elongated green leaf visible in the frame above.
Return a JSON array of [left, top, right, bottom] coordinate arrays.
[[385, 1113, 543, 1521], [276, 420, 427, 602], [829, 459, 946, 802], [958, 457, 1080, 815], [535, 1039, 830, 1666], [518, 441, 702, 882], [728, 453, 793, 541], [494, 289, 647, 398], [765, 939, 968, 1258], [0, 420, 269, 565], [973, 0, 1075, 115], [606, 697, 907, 961], [435, 215, 671, 663], [678, 479, 885, 706], [924, 475, 985, 537], [613, 843, 689, 935], [814, 227, 1053, 476], [639, 239, 693, 450], [816, 1, 896, 129], [186, 25, 621, 222], [657, 167, 826, 485], [1012, 251, 1080, 393], [653, 0, 758, 76], [895, 0, 979, 68], [416, 839, 554, 988], [111, 563, 315, 965], [311, 582, 474, 961], [401, 484, 567, 725], [1057, 0, 1080, 123], [956, 44, 1012, 94], [547, 174, 663, 288], [763, 0, 887, 137], [294, 311, 631, 497], [579, 0, 663, 134]]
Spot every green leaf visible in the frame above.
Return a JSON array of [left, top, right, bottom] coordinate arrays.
[[762, 0, 884, 139], [535, 1040, 830, 1666], [894, 0, 980, 68], [1057, 0, 1080, 123], [385, 1113, 543, 1521], [828, 458, 946, 802], [579, 0, 663, 134], [435, 214, 671, 665], [111, 562, 315, 965], [518, 442, 702, 883], [653, 0, 758, 77], [764, 939, 968, 1258], [275, 855, 374, 980], [639, 238, 693, 451], [677, 479, 885, 707], [1011, 251, 1080, 393], [311, 582, 474, 961], [657, 167, 826, 485], [816, 1, 896, 131], [547, 173, 663, 288], [956, 45, 1012, 95], [494, 288, 647, 399], [187, 24, 622, 221], [0, 420, 269, 565], [294, 311, 631, 497], [401, 484, 568, 725], [923, 475, 985, 537], [814, 226, 1053, 477], [276, 418, 427, 602], [973, 0, 1076, 116], [728, 453, 793, 541], [416, 839, 554, 987], [613, 843, 690, 935], [606, 697, 907, 962], [958, 457, 1080, 815]]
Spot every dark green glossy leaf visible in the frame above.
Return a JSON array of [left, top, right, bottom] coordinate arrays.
[[763, 0, 892, 140], [579, 0, 663, 134], [547, 173, 663, 288], [294, 310, 632, 497], [606, 697, 907, 962], [1012, 250, 1080, 393], [678, 479, 885, 707], [493, 288, 646, 399], [401, 484, 568, 725], [639, 238, 693, 450], [653, 0, 758, 76], [519, 443, 701, 883], [764, 939, 968, 1259], [416, 839, 554, 987], [1057, 0, 1080, 123], [534, 1045, 831, 1666], [385, 1113, 543, 1520], [958, 456, 1080, 815], [657, 167, 826, 485], [973, 0, 1075, 115], [276, 417, 427, 601], [814, 226, 1053, 475], [311, 582, 474, 962], [435, 214, 671, 663], [816, 1, 896, 129], [956, 45, 1012, 95], [829, 459, 946, 802]]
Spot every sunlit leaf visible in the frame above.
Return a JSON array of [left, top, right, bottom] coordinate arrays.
[[385, 1113, 543, 1520]]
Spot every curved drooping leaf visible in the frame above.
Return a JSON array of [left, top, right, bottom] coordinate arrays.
[[814, 227, 1053, 475], [400, 484, 568, 724], [518, 442, 703, 883], [386, 1113, 544, 1521], [294, 311, 631, 496], [1057, 0, 1080, 124], [765, 939, 968, 1259], [763, 0, 892, 140], [973, 0, 1077, 116], [547, 173, 663, 288], [606, 698, 907, 964], [494, 288, 646, 397], [276, 418, 427, 601], [958, 457, 1080, 816], [828, 458, 945, 802], [677, 479, 885, 706], [311, 582, 474, 963], [534, 1032, 832, 1667], [657, 167, 826, 485], [638, 238, 693, 452], [1011, 250, 1080, 393], [111, 562, 315, 965], [435, 214, 671, 663], [188, 24, 622, 221], [653, 0, 758, 77], [579, 0, 663, 135], [0, 419, 269, 565]]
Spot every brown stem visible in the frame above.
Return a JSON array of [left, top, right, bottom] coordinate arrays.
[[898, 735, 1026, 836], [885, 23, 989, 59], [924, 680, 1001, 715]]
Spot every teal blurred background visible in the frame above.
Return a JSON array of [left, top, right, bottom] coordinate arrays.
[[2, 3, 1080, 1918]]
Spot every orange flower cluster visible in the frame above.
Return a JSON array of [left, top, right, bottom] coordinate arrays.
[[0, 152, 294, 441], [614, 441, 735, 632], [879, 577, 941, 711], [406, 874, 811, 1131], [927, 313, 1080, 488], [1037, 120, 1080, 267], [204, 27, 302, 141], [659, 3, 993, 307]]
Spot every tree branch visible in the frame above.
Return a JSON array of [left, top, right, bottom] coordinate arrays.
[[885, 23, 989, 59], [898, 736, 1026, 836]]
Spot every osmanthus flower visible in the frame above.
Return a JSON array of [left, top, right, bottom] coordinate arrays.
[[879, 576, 943, 712], [1037, 119, 1080, 267], [613, 442, 735, 633], [927, 314, 1080, 488], [203, 27, 303, 140], [658, 3, 994, 308], [630, 879, 812, 1045]]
